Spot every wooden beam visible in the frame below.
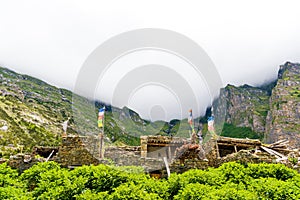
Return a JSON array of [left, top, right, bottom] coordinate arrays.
[[260, 146, 287, 159], [147, 143, 183, 147], [217, 143, 256, 148], [216, 142, 220, 159]]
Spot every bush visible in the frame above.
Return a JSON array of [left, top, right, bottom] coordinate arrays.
[[0, 161, 299, 199], [70, 165, 136, 193], [245, 163, 297, 181], [0, 162, 20, 187], [174, 183, 214, 200], [110, 183, 161, 200], [249, 178, 300, 199], [0, 163, 29, 199], [75, 190, 109, 200], [20, 161, 61, 190]]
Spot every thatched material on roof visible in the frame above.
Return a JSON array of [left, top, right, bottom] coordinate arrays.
[[141, 135, 186, 145], [216, 136, 261, 146]]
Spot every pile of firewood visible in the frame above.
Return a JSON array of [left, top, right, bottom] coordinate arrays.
[[267, 139, 290, 152], [260, 139, 297, 162]]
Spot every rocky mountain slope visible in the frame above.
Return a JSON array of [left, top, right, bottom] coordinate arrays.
[[212, 62, 299, 147], [0, 67, 171, 152], [0, 61, 299, 152], [265, 62, 300, 147]]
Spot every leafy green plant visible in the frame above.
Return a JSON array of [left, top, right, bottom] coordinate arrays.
[[0, 161, 299, 199]]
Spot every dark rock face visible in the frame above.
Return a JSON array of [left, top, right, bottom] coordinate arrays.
[[0, 62, 299, 150], [265, 62, 300, 147], [214, 84, 270, 134], [213, 62, 300, 148]]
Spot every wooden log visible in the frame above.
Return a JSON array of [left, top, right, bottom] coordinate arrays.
[[217, 143, 257, 148], [217, 136, 261, 145], [271, 148, 294, 153], [163, 157, 170, 178], [216, 142, 220, 159], [260, 146, 279, 158], [260, 146, 287, 159], [268, 139, 288, 147], [270, 145, 287, 149]]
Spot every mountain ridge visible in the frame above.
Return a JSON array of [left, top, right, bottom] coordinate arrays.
[[0, 62, 299, 153], [212, 62, 299, 147]]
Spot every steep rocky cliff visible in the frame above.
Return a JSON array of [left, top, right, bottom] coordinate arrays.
[[0, 62, 299, 151], [213, 62, 299, 147], [215, 84, 270, 134], [265, 62, 300, 147]]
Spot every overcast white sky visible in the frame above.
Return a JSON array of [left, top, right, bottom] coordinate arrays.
[[0, 0, 300, 120]]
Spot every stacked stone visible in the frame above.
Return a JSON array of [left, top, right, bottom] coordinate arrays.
[[7, 154, 40, 173], [104, 146, 164, 172], [215, 150, 276, 167], [57, 136, 99, 167]]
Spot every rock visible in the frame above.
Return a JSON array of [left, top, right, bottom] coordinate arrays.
[[0, 125, 8, 131], [265, 62, 300, 148], [213, 83, 271, 134]]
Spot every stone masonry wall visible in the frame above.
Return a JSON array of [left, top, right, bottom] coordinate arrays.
[[54, 136, 100, 167], [104, 146, 165, 173]]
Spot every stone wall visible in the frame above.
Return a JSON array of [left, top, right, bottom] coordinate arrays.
[[140, 135, 186, 159], [7, 135, 297, 176], [54, 136, 100, 167], [8, 154, 43, 173], [104, 146, 165, 173], [169, 158, 209, 174]]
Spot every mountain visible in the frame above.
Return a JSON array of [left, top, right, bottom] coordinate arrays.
[[0, 61, 299, 152], [212, 62, 300, 147], [265, 62, 300, 147], [211, 83, 272, 140], [0, 67, 174, 152]]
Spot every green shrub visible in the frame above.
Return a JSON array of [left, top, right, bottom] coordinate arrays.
[[245, 163, 297, 181], [249, 178, 300, 199], [174, 183, 214, 200], [0, 162, 20, 187], [75, 190, 109, 200], [31, 168, 86, 199], [0, 161, 299, 199], [218, 162, 251, 184], [0, 163, 29, 199], [20, 161, 61, 190], [209, 186, 257, 200], [70, 164, 141, 193], [110, 183, 161, 200]]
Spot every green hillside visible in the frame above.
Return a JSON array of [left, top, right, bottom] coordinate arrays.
[[0, 67, 192, 153]]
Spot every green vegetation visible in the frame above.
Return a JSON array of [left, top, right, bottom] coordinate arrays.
[[0, 161, 299, 199], [1, 63, 299, 152], [0, 67, 166, 149], [220, 123, 263, 140]]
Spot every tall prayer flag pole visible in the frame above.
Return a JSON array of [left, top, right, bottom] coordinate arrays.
[[98, 107, 105, 159], [188, 109, 197, 144], [188, 109, 196, 134]]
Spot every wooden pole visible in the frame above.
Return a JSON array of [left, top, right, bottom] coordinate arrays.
[[62, 131, 67, 138], [46, 150, 55, 162], [99, 131, 103, 159], [163, 157, 170, 178], [216, 142, 220, 159], [99, 110, 105, 159]]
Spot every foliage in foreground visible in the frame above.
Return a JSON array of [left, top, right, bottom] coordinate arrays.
[[0, 161, 300, 199]]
